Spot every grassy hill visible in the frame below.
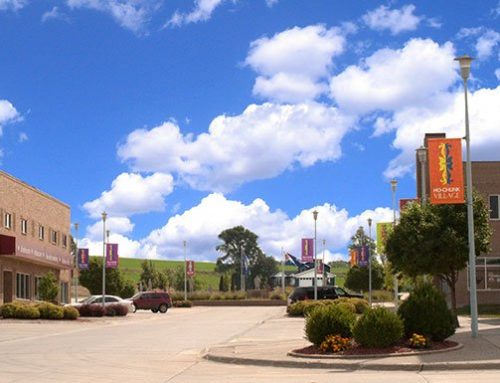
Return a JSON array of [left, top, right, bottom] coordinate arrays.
[[89, 256, 349, 290]]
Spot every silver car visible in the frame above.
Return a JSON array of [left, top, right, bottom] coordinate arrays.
[[66, 295, 134, 313]]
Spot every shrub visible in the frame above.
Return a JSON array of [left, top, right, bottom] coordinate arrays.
[[353, 307, 404, 348], [1, 302, 21, 318], [106, 304, 128, 316], [188, 291, 211, 300], [348, 298, 369, 314], [366, 290, 394, 302], [287, 301, 305, 316], [63, 306, 79, 320], [173, 300, 192, 308], [320, 335, 352, 353], [120, 281, 136, 299], [305, 304, 356, 346], [37, 302, 64, 320], [14, 304, 40, 319], [78, 304, 105, 317], [408, 333, 430, 349], [269, 291, 286, 300], [398, 283, 455, 341]]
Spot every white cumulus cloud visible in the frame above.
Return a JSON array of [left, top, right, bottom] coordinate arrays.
[[83, 172, 174, 219], [362, 4, 422, 35], [167, 0, 228, 27], [118, 102, 355, 192], [475, 29, 500, 60], [330, 38, 457, 114], [246, 25, 346, 102], [0, 0, 27, 11], [0, 100, 21, 136]]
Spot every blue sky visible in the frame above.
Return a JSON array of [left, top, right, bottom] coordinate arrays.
[[1, 0, 499, 262]]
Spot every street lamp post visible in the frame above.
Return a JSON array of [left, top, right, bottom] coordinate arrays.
[[73, 222, 79, 304], [101, 212, 107, 309], [367, 218, 373, 307], [183, 240, 187, 301], [455, 55, 478, 338], [322, 239, 326, 287], [390, 179, 398, 309], [416, 146, 428, 204], [313, 210, 318, 300]]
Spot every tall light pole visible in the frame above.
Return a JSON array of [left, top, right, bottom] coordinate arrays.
[[455, 55, 478, 338], [322, 239, 326, 287], [183, 240, 187, 301], [101, 212, 107, 309], [281, 247, 285, 294], [73, 222, 79, 303], [416, 146, 428, 204], [367, 218, 373, 307], [390, 179, 398, 309], [313, 210, 318, 300]]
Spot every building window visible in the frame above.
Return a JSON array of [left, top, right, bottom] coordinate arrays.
[[62, 234, 67, 248], [468, 258, 500, 291], [4, 213, 12, 229], [490, 195, 499, 220], [60, 282, 69, 304], [50, 229, 58, 245], [34, 276, 42, 300], [21, 218, 28, 235], [16, 273, 31, 300], [38, 225, 45, 240]]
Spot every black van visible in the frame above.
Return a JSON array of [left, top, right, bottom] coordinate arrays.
[[287, 286, 362, 304]]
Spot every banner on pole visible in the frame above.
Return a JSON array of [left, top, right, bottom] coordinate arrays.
[[428, 138, 465, 204], [106, 243, 119, 268], [316, 259, 324, 274], [349, 248, 358, 267], [358, 246, 370, 267], [376, 222, 393, 255], [77, 248, 89, 270], [301, 238, 314, 263], [186, 260, 195, 277]]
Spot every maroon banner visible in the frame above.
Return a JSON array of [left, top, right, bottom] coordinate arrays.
[[186, 260, 195, 277], [78, 248, 89, 270], [106, 243, 119, 268], [301, 238, 314, 263], [0, 234, 16, 255]]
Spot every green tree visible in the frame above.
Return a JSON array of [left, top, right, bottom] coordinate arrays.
[[348, 226, 376, 254], [39, 272, 59, 303], [215, 226, 269, 290], [79, 258, 125, 296], [345, 263, 384, 292], [385, 191, 491, 315]]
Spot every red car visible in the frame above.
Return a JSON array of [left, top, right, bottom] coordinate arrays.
[[128, 291, 172, 313]]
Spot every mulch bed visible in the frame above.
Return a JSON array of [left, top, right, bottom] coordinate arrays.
[[294, 339, 458, 356]]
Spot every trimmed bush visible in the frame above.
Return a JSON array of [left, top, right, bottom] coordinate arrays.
[[14, 304, 40, 319], [305, 304, 356, 346], [37, 302, 64, 320], [106, 304, 128, 316], [78, 304, 105, 317], [63, 306, 79, 320], [269, 291, 285, 300], [353, 307, 403, 348], [1, 302, 21, 318], [287, 301, 306, 316], [348, 298, 369, 314], [287, 299, 362, 317], [173, 300, 192, 308], [398, 283, 455, 341]]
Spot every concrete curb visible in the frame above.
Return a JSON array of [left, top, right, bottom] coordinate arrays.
[[203, 346, 500, 371], [287, 342, 464, 359]]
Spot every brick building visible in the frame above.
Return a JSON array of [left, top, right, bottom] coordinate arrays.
[[0, 170, 72, 304], [416, 134, 500, 307]]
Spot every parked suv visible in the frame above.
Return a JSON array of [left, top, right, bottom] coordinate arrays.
[[129, 291, 172, 313], [287, 286, 363, 304]]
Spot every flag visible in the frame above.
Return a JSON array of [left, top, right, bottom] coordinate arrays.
[[358, 246, 370, 267], [350, 248, 358, 267], [78, 248, 89, 270], [301, 238, 314, 263], [428, 138, 465, 204], [106, 243, 119, 268]]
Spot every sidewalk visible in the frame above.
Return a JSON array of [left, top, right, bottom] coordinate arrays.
[[204, 311, 500, 371]]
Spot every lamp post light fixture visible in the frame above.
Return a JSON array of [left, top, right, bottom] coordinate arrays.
[[367, 218, 373, 307], [455, 54, 478, 338], [416, 146, 428, 204], [101, 212, 107, 309], [183, 240, 187, 301], [313, 210, 319, 300], [73, 222, 79, 304], [390, 179, 398, 308]]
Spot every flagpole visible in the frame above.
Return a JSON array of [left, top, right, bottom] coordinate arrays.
[[281, 247, 285, 294]]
